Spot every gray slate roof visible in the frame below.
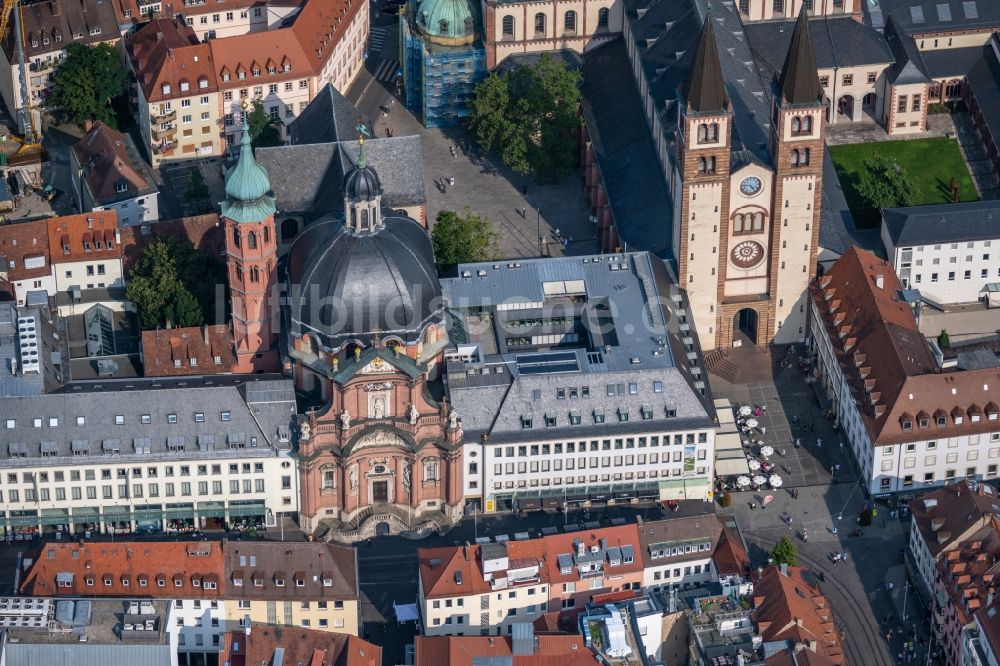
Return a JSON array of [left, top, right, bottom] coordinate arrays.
[[882, 200, 1000, 246], [920, 45, 985, 78], [745, 15, 893, 77], [878, 0, 1000, 34], [257, 135, 426, 213], [966, 38, 1000, 146], [884, 16, 931, 84], [581, 39, 673, 260], [0, 378, 297, 465], [288, 84, 369, 146], [624, 0, 773, 165], [442, 252, 712, 443]]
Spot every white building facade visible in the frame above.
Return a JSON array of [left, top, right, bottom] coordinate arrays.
[[0, 378, 299, 537]]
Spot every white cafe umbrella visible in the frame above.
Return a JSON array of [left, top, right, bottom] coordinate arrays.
[[747, 460, 761, 471], [745, 418, 759, 429], [769, 475, 783, 488], [753, 475, 767, 487], [736, 476, 752, 487], [760, 445, 774, 458], [738, 406, 753, 417]]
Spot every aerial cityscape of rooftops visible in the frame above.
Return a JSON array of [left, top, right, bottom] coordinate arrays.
[[0, 0, 999, 663]]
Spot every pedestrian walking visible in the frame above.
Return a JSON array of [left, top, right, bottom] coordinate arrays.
[[817, 437, 822, 448], [832, 526, 838, 535], [761, 425, 767, 436], [839, 440, 844, 451]]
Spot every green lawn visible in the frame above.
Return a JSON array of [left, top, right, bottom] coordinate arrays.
[[828, 137, 979, 229]]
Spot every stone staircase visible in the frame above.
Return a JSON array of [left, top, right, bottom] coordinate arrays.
[[705, 344, 774, 384]]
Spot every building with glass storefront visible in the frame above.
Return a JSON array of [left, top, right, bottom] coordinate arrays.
[[443, 252, 716, 512], [0, 376, 298, 538]]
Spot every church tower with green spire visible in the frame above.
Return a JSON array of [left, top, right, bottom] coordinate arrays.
[[222, 115, 280, 373]]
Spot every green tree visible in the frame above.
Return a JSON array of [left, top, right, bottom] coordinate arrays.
[[126, 237, 226, 329], [856, 153, 920, 211], [46, 43, 127, 129], [769, 536, 798, 567], [469, 54, 581, 181], [186, 169, 210, 203], [938, 329, 951, 349], [246, 99, 283, 147], [432, 207, 500, 266]]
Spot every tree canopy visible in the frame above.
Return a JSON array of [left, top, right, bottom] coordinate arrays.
[[126, 237, 227, 330], [431, 207, 500, 267], [769, 536, 798, 567], [857, 153, 920, 211], [46, 43, 128, 129], [246, 98, 283, 147], [469, 54, 582, 181]]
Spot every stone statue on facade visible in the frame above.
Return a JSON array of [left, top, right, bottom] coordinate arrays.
[[408, 403, 419, 425], [373, 397, 386, 419], [349, 464, 359, 496], [402, 462, 412, 491], [299, 418, 311, 441], [448, 409, 458, 430], [341, 409, 351, 430]]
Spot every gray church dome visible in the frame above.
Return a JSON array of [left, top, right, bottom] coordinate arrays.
[[286, 214, 443, 349]]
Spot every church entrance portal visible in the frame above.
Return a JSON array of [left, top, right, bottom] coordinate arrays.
[[375, 521, 390, 536], [372, 480, 389, 503], [734, 308, 759, 346]]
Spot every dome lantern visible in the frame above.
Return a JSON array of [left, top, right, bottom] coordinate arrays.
[[343, 125, 383, 234]]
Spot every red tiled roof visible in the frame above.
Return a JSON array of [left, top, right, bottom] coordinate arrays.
[[120, 214, 224, 275], [910, 479, 1000, 560], [0, 219, 50, 282], [126, 18, 216, 103], [813, 247, 1000, 445], [21, 541, 225, 598], [230, 625, 380, 666], [751, 566, 845, 665], [414, 634, 600, 666], [142, 325, 237, 376], [766, 649, 839, 666], [714, 526, 751, 576], [73, 121, 154, 206], [935, 518, 1000, 627], [45, 211, 120, 265], [418, 525, 642, 600]]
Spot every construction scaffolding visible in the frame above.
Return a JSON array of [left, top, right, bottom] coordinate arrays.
[[401, 14, 486, 128]]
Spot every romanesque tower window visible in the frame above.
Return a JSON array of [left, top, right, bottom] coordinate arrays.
[[773, 0, 784, 13], [697, 156, 716, 175], [233, 229, 241, 248], [248, 231, 257, 249], [791, 148, 810, 167], [534, 13, 546, 35], [697, 123, 719, 144], [250, 266, 260, 283], [597, 7, 609, 29], [564, 10, 576, 32], [502, 15, 514, 37]]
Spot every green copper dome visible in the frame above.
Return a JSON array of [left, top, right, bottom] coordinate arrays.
[[221, 119, 277, 224], [415, 0, 479, 46]]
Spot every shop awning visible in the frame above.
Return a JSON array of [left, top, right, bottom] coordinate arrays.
[[635, 482, 660, 499], [199, 502, 226, 518], [102, 507, 132, 521], [39, 509, 69, 526], [516, 497, 541, 510], [133, 507, 164, 521], [227, 502, 267, 517], [543, 496, 563, 509], [564, 493, 587, 503], [715, 455, 751, 477], [4, 513, 38, 527], [164, 505, 196, 520], [71, 508, 101, 521]]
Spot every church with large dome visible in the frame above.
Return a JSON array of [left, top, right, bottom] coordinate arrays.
[[220, 124, 464, 537]]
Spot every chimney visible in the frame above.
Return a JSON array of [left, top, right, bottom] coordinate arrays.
[[875, 274, 884, 290], [203, 324, 210, 345], [795, 617, 803, 627]]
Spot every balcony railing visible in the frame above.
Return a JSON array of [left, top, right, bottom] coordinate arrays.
[[151, 125, 176, 141], [152, 109, 176, 124]]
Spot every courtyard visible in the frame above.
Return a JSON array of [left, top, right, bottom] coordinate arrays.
[[829, 136, 979, 228]]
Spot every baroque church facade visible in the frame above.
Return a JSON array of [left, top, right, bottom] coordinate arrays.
[[220, 120, 464, 536]]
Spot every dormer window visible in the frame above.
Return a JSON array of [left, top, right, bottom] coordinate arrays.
[[439, 18, 449, 34], [174, 577, 183, 588], [103, 577, 113, 586], [179, 81, 190, 92], [617, 407, 629, 422], [520, 416, 532, 429], [138, 576, 148, 587], [115, 180, 128, 194], [275, 577, 285, 587], [121, 576, 130, 586], [593, 409, 605, 424], [295, 577, 305, 587], [544, 414, 556, 427], [252, 68, 260, 77], [238, 70, 246, 80], [901, 419, 912, 431], [161, 83, 171, 95], [199, 77, 208, 88]]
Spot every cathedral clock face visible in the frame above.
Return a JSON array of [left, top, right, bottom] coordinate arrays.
[[731, 240, 765, 269], [740, 176, 762, 196]]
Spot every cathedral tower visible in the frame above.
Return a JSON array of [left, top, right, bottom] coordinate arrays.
[[768, 7, 825, 344], [675, 18, 733, 350], [222, 115, 279, 373]]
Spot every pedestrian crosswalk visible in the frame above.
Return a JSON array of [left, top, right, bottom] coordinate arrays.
[[369, 26, 389, 53], [373, 58, 400, 83]]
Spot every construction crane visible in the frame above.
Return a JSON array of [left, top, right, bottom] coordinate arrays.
[[0, 0, 40, 151]]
